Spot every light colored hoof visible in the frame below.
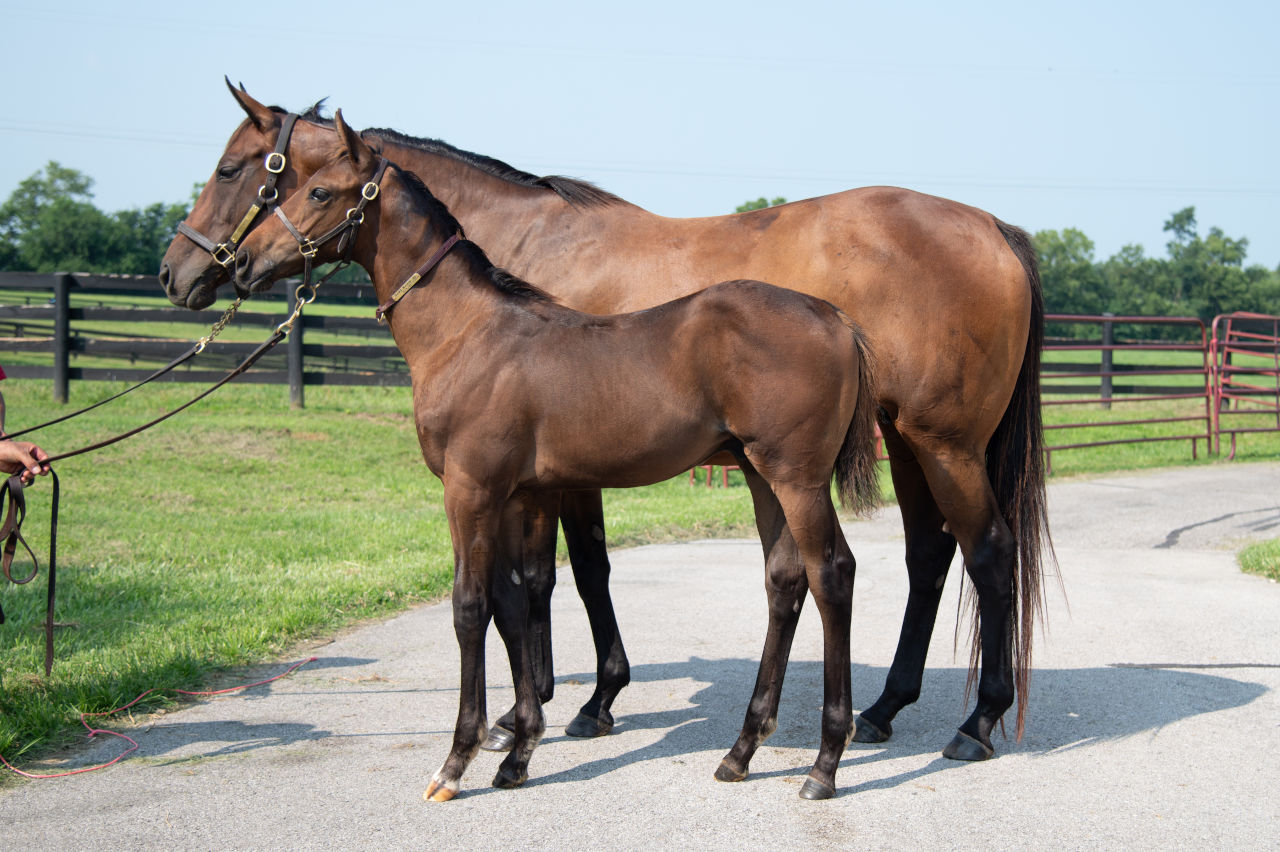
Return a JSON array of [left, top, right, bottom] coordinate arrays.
[[423, 778, 458, 802]]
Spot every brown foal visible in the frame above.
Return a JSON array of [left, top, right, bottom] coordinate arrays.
[[234, 112, 880, 800]]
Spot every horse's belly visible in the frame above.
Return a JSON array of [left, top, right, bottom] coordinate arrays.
[[527, 420, 724, 491]]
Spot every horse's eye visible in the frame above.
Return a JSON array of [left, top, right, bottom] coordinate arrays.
[[216, 164, 241, 181], [310, 188, 331, 203]]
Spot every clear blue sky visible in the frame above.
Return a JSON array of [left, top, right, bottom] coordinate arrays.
[[3, 0, 1278, 269]]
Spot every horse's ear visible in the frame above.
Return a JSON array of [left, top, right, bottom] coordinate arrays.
[[224, 75, 276, 133], [334, 109, 374, 169]]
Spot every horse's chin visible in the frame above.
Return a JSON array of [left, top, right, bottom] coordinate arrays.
[[237, 273, 277, 297], [184, 283, 220, 310]]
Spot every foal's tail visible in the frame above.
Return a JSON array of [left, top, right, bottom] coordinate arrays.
[[834, 319, 881, 517], [979, 219, 1057, 740]]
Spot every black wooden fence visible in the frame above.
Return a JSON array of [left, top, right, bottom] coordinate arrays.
[[0, 271, 403, 408]]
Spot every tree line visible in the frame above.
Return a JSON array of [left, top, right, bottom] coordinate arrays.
[[2, 162, 1277, 338], [0, 162, 190, 276], [1035, 208, 1280, 338]]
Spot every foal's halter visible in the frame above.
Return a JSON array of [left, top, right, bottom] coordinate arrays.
[[176, 113, 301, 268], [271, 156, 389, 290]]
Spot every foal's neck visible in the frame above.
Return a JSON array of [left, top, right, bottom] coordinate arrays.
[[356, 172, 514, 342]]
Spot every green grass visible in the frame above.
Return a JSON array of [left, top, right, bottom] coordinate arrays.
[[1239, 540, 1280, 582]]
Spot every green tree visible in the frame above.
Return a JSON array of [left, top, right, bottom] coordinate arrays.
[[1034, 228, 1108, 323], [112, 201, 189, 274], [1162, 206, 1253, 322], [735, 196, 787, 213], [0, 161, 188, 274]]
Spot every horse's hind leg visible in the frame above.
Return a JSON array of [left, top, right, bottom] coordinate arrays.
[[911, 446, 1018, 761], [854, 430, 957, 744], [769, 482, 857, 800], [483, 493, 560, 752], [716, 465, 808, 784], [560, 489, 630, 738]]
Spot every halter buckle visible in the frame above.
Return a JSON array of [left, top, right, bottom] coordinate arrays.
[[257, 185, 279, 204], [345, 208, 366, 226], [264, 152, 286, 174], [210, 243, 236, 267], [362, 182, 380, 201], [298, 239, 318, 259]]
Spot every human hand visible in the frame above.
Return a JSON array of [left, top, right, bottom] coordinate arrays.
[[0, 440, 51, 483]]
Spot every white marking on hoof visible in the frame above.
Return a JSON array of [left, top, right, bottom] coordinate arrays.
[[423, 771, 459, 802]]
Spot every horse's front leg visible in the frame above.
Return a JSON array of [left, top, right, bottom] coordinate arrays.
[[424, 482, 505, 803], [483, 492, 560, 752], [560, 489, 630, 738]]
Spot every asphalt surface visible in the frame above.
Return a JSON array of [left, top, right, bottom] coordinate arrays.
[[3, 463, 1280, 850]]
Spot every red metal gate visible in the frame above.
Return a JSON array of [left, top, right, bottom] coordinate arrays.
[[1211, 312, 1280, 458]]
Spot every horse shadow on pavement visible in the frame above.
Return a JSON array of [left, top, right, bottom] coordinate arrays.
[[476, 655, 1270, 796]]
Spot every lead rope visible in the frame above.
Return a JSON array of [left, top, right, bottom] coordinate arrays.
[[0, 655, 317, 779], [4, 297, 246, 441], [0, 297, 313, 676]]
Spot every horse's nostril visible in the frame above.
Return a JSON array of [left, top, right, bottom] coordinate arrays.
[[234, 249, 251, 280], [158, 263, 172, 295]]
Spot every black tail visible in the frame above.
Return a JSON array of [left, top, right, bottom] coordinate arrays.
[[975, 219, 1055, 740], [834, 320, 881, 516]]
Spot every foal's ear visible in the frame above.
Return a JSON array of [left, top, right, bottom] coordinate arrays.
[[333, 109, 374, 170], [224, 76, 277, 133]]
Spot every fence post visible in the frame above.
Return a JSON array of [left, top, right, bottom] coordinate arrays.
[[1100, 312, 1114, 410], [287, 286, 305, 409], [53, 273, 72, 403]]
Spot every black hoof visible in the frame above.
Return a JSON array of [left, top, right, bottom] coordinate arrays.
[[942, 730, 994, 761], [798, 776, 836, 800], [565, 711, 614, 738], [852, 714, 891, 744], [480, 724, 516, 752], [714, 761, 748, 783], [492, 765, 528, 789]]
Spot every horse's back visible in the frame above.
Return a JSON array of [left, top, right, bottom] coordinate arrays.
[[560, 187, 1028, 448], [660, 279, 866, 464]]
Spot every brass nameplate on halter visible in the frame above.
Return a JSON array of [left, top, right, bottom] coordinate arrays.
[[390, 273, 422, 304], [228, 202, 264, 244]]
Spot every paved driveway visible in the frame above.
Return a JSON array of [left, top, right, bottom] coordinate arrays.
[[4, 463, 1279, 850]]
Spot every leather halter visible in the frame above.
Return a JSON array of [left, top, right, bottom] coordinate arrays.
[[272, 157, 390, 289], [274, 155, 461, 323], [375, 232, 462, 324], [176, 112, 301, 267]]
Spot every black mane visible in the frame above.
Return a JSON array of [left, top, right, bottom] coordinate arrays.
[[364, 126, 622, 210], [392, 165, 557, 304]]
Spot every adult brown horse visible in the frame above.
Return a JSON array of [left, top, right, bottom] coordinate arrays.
[[234, 113, 881, 800], [159, 83, 1049, 762]]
